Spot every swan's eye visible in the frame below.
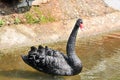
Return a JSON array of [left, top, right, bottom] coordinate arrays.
[[80, 21, 83, 24]]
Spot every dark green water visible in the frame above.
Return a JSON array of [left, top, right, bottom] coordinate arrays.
[[0, 32, 120, 80]]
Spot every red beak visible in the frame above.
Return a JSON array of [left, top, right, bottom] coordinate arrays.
[[80, 23, 83, 29]]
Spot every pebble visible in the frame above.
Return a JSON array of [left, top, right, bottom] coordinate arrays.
[[0, 10, 5, 15]]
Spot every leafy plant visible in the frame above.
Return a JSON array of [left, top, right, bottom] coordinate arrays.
[[24, 7, 55, 24], [14, 17, 21, 24], [25, 12, 37, 24], [0, 19, 5, 27]]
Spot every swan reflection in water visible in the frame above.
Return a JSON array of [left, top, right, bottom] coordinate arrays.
[[0, 69, 81, 80]]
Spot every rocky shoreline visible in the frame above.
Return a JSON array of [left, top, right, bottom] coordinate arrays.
[[0, 11, 120, 50], [0, 0, 120, 50]]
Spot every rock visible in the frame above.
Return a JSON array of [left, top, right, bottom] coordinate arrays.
[[0, 27, 32, 48], [32, 0, 50, 5], [0, 10, 5, 15]]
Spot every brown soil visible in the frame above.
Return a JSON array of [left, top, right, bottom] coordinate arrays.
[[0, 0, 116, 25], [0, 0, 120, 50]]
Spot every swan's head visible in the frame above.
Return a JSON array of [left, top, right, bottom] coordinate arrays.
[[76, 19, 83, 29]]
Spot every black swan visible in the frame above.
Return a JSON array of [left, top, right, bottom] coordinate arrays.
[[21, 19, 83, 76]]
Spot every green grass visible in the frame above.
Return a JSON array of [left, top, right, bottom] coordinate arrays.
[[0, 19, 5, 27], [0, 7, 55, 26], [14, 17, 21, 24], [24, 7, 55, 24], [25, 12, 38, 24]]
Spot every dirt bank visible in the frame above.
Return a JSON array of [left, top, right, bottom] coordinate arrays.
[[0, 0, 116, 25], [0, 0, 120, 50], [0, 11, 120, 50]]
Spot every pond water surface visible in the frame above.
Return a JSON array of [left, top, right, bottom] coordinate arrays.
[[0, 31, 120, 80]]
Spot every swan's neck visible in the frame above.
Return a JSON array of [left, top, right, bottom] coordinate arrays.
[[66, 24, 81, 63], [66, 24, 79, 57], [66, 24, 82, 74]]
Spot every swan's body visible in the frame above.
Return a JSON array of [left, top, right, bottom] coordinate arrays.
[[21, 19, 83, 76]]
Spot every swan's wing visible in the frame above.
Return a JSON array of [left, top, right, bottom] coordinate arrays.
[[22, 46, 72, 75], [41, 53, 72, 75]]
